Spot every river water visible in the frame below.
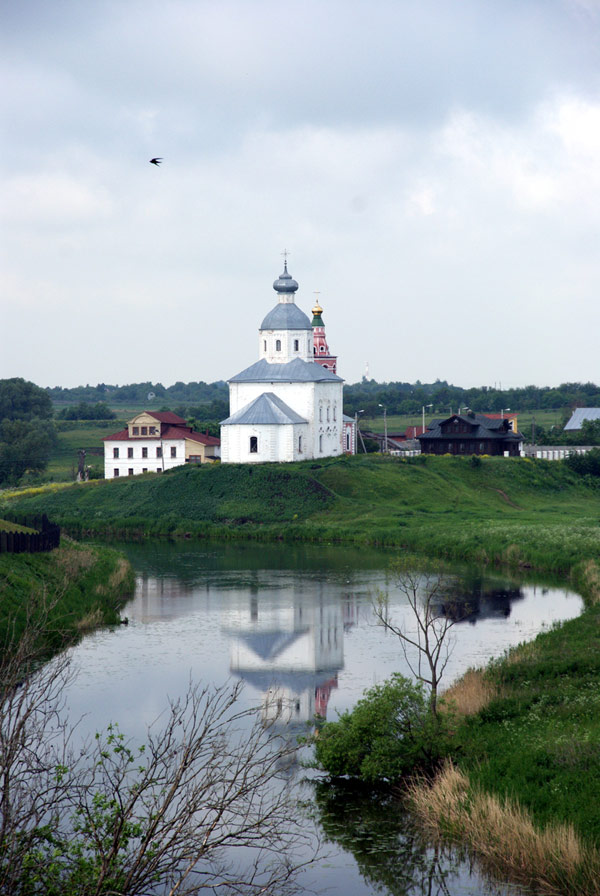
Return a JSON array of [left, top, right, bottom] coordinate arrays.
[[64, 541, 583, 895]]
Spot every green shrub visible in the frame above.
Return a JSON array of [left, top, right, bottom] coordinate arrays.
[[314, 674, 445, 782]]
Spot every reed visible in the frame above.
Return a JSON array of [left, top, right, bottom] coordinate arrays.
[[440, 668, 497, 718], [409, 762, 600, 896]]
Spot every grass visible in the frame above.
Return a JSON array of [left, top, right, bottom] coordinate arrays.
[[3, 454, 600, 590], [47, 422, 123, 480], [0, 540, 135, 657]]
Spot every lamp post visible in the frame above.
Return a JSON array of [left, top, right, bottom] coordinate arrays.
[[501, 407, 510, 419], [378, 404, 388, 453], [354, 409, 366, 454], [422, 404, 433, 434]]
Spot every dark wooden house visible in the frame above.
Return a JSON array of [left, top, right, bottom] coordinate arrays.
[[418, 413, 524, 457]]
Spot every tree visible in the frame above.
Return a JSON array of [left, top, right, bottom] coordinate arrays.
[[313, 674, 439, 782], [0, 609, 313, 895], [373, 567, 473, 718], [0, 418, 56, 484], [0, 378, 53, 421]]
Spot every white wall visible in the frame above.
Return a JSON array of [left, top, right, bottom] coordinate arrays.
[[258, 328, 313, 363], [104, 438, 186, 478], [221, 422, 310, 463]]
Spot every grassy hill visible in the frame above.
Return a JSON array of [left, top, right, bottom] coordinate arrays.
[[3, 455, 600, 594]]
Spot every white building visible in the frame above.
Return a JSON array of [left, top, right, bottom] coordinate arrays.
[[103, 411, 220, 479], [220, 262, 345, 463]]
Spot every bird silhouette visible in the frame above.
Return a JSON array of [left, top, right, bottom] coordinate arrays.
[[149, 157, 162, 166]]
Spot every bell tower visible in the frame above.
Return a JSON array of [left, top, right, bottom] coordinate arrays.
[[311, 294, 337, 374]]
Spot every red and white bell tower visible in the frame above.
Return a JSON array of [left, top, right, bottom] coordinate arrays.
[[311, 295, 337, 374]]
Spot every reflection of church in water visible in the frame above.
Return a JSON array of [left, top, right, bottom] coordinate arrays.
[[222, 584, 356, 729]]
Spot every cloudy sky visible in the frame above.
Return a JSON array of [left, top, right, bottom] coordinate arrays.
[[2, 0, 600, 390]]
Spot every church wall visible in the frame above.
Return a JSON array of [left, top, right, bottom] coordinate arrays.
[[221, 422, 310, 463], [258, 328, 313, 363]]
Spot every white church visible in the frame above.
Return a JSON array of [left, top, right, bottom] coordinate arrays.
[[220, 261, 352, 463]]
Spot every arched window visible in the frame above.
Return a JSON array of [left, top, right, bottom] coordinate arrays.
[[294, 339, 299, 351], [275, 339, 281, 352], [326, 406, 330, 422], [263, 339, 267, 352], [250, 436, 258, 453], [319, 406, 323, 422], [333, 405, 337, 422], [298, 435, 303, 453], [319, 434, 323, 453], [346, 432, 350, 451]]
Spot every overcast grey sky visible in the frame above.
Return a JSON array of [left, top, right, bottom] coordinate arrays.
[[2, 0, 600, 389]]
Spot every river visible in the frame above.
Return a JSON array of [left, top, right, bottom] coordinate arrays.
[[63, 541, 582, 895]]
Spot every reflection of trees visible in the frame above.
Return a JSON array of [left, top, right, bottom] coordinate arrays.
[[312, 779, 456, 896], [430, 575, 524, 623]]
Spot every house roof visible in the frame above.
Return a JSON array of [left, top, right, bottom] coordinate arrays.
[[419, 413, 523, 443], [221, 392, 308, 426], [564, 408, 600, 431], [103, 425, 220, 446], [229, 357, 343, 384]]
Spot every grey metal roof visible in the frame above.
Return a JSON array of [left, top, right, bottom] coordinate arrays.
[[221, 392, 308, 426], [229, 357, 343, 384], [564, 408, 600, 431], [260, 302, 312, 331], [272, 261, 299, 294]]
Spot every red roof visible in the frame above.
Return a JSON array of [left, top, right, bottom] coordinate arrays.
[[103, 425, 220, 446], [145, 411, 187, 425]]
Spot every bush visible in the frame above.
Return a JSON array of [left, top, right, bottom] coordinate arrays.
[[314, 674, 445, 782], [565, 448, 600, 477]]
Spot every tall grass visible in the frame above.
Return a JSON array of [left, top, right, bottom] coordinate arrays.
[[409, 762, 600, 896]]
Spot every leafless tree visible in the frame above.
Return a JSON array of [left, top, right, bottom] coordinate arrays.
[[0, 607, 315, 895], [373, 568, 472, 718]]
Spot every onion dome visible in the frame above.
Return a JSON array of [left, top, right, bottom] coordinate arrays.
[[311, 300, 324, 327], [272, 261, 299, 294]]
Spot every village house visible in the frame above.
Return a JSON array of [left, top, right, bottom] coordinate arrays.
[[418, 412, 524, 457], [103, 411, 220, 478]]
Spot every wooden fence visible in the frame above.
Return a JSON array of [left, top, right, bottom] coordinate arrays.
[[0, 513, 61, 554]]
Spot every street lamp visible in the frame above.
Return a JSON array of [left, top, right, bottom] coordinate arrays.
[[422, 404, 433, 434], [501, 407, 510, 419], [378, 403, 388, 453], [354, 409, 366, 454]]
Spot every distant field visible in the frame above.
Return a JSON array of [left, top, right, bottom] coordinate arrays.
[[48, 423, 123, 480]]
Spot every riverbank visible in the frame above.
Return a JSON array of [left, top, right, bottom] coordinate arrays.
[[0, 539, 135, 659], [3, 455, 600, 600]]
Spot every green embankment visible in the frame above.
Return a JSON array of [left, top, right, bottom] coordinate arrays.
[[3, 455, 599, 593], [0, 540, 135, 657]]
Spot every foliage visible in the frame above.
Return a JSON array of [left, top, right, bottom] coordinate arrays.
[[565, 447, 600, 477], [0, 377, 53, 420], [314, 674, 444, 782], [0, 541, 134, 656], [0, 620, 311, 896], [56, 401, 116, 421], [0, 418, 56, 484]]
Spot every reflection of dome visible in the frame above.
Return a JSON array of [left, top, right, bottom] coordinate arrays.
[[272, 261, 298, 294]]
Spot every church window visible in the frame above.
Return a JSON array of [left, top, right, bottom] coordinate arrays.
[[346, 432, 350, 451], [326, 406, 330, 422], [263, 339, 267, 351], [298, 435, 302, 453], [170, 446, 177, 458], [250, 436, 258, 453], [319, 435, 323, 452], [319, 406, 323, 422], [276, 339, 281, 352], [142, 447, 148, 458], [113, 447, 119, 458], [320, 346, 325, 352], [333, 405, 337, 422], [127, 447, 133, 458], [294, 339, 299, 351]]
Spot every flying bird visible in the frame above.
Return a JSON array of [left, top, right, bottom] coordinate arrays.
[[149, 157, 163, 166]]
